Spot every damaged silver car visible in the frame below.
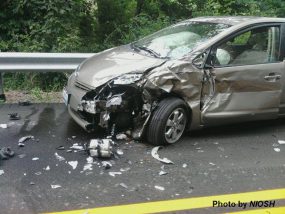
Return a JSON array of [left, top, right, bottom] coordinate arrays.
[[63, 16, 285, 145]]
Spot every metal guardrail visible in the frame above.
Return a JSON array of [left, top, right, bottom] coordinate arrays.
[[0, 52, 94, 101]]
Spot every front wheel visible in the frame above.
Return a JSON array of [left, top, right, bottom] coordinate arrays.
[[147, 97, 189, 145]]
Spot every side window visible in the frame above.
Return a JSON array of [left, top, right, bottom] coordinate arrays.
[[212, 26, 281, 66]]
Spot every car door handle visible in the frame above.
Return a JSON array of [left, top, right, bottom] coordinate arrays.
[[264, 73, 281, 82]]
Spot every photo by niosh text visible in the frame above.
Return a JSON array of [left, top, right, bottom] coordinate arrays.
[[63, 16, 285, 145]]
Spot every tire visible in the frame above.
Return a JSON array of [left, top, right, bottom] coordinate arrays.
[[147, 97, 189, 145]]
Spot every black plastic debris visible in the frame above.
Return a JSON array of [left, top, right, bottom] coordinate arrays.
[[18, 101, 31, 106], [0, 147, 15, 163], [8, 113, 21, 120], [56, 146, 65, 150]]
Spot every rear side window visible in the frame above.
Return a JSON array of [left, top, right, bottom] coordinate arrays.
[[212, 26, 281, 67]]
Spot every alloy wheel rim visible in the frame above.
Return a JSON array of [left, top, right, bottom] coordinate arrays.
[[164, 108, 186, 144]]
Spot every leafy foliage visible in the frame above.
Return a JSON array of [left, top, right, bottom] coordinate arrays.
[[0, 0, 284, 91]]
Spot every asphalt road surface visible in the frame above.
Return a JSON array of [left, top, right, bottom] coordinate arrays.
[[0, 103, 285, 214]]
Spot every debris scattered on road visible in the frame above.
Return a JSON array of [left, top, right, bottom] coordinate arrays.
[[18, 154, 26, 158], [154, 185, 165, 191], [274, 148, 281, 152], [116, 133, 128, 140], [18, 135, 34, 143], [0, 124, 8, 129], [18, 143, 25, 147], [109, 171, 122, 177], [32, 157, 39, 161], [86, 156, 94, 164], [159, 170, 168, 176], [56, 146, 65, 150], [119, 183, 128, 189], [83, 163, 93, 171], [0, 170, 4, 175], [72, 136, 76, 139], [70, 143, 84, 151], [44, 165, 50, 171], [102, 161, 112, 169], [0, 147, 15, 160], [30, 182, 35, 185], [116, 149, 124, 156], [120, 167, 130, 172], [151, 146, 174, 164], [8, 113, 21, 120], [51, 184, 61, 189], [182, 163, 187, 168], [68, 161, 78, 170], [272, 143, 279, 147], [278, 140, 285, 145], [35, 172, 42, 176], [88, 139, 113, 158], [54, 152, 65, 161], [209, 162, 216, 166]]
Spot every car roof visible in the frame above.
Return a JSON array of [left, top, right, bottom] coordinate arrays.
[[186, 16, 285, 26]]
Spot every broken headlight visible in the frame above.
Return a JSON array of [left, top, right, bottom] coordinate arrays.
[[113, 73, 143, 85], [79, 100, 96, 114]]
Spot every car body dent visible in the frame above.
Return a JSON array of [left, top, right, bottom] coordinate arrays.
[[76, 45, 165, 88]]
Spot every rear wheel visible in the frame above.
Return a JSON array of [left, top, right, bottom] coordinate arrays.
[[147, 97, 189, 145]]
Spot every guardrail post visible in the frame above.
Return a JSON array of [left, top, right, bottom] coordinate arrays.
[[0, 72, 5, 102]]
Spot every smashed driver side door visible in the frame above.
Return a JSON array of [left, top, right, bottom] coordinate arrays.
[[201, 24, 284, 126]]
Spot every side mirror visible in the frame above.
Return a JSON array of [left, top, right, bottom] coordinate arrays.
[[192, 56, 204, 68]]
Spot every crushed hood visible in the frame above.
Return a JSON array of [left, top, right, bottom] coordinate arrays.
[[76, 45, 166, 88]]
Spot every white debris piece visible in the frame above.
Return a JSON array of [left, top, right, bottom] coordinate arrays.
[[119, 183, 128, 189], [209, 162, 216, 166], [109, 172, 122, 177], [0, 170, 4, 175], [51, 184, 61, 189], [19, 135, 34, 143], [182, 163, 187, 168], [35, 172, 42, 176], [116, 133, 127, 140], [68, 161, 78, 170], [116, 149, 124, 155], [89, 139, 113, 158], [154, 185, 165, 191], [0, 124, 8, 129], [44, 166, 50, 171], [54, 152, 65, 161], [83, 163, 93, 171], [70, 143, 84, 150], [274, 148, 281, 152], [18, 143, 25, 147], [278, 140, 285, 145], [159, 171, 168, 176], [120, 167, 130, 172], [32, 157, 39, 161], [102, 161, 112, 169], [151, 146, 174, 164], [86, 156, 93, 164]]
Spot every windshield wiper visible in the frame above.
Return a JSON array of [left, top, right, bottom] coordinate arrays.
[[132, 44, 161, 58]]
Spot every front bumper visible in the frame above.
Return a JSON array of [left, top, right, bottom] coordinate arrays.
[[64, 74, 95, 132], [68, 105, 93, 131]]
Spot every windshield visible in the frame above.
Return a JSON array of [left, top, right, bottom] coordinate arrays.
[[133, 21, 231, 59]]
